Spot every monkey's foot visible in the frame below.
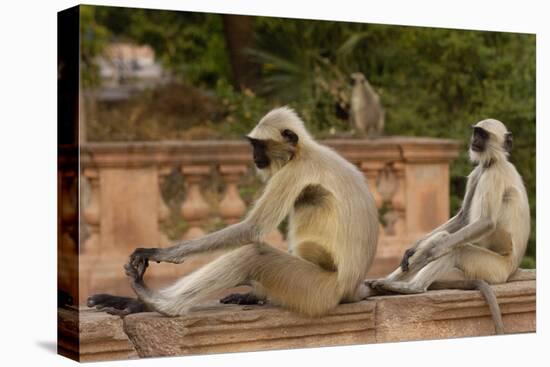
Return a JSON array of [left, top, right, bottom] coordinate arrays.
[[220, 292, 265, 305], [371, 280, 425, 294], [364, 279, 381, 289], [87, 294, 148, 316], [359, 280, 384, 297]]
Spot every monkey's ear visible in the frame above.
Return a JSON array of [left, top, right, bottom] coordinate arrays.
[[504, 132, 513, 152], [281, 129, 299, 146]]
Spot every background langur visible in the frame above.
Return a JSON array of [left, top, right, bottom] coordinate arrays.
[[370, 119, 532, 334], [349, 72, 385, 137], [88, 107, 379, 317]]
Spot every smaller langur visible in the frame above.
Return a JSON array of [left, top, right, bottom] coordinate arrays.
[[88, 107, 379, 317], [371, 119, 533, 335], [349, 72, 385, 138]]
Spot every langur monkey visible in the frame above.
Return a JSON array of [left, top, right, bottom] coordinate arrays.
[[349, 72, 385, 137], [371, 119, 532, 334], [88, 107, 379, 317]]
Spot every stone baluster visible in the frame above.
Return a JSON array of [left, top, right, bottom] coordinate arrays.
[[180, 165, 211, 240], [157, 166, 172, 246], [82, 168, 100, 254], [218, 164, 248, 224], [376, 163, 400, 236], [391, 161, 406, 223], [360, 162, 385, 208]]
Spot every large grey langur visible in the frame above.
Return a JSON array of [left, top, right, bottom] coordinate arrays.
[[370, 118, 533, 334], [88, 107, 380, 317], [349, 72, 385, 137]]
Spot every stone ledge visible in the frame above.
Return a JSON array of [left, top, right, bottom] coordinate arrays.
[[58, 278, 535, 361], [58, 307, 138, 362]]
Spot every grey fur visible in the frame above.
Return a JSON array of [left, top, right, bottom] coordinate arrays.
[[349, 72, 384, 137]]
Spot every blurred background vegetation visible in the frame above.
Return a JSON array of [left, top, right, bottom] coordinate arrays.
[[80, 5, 535, 267]]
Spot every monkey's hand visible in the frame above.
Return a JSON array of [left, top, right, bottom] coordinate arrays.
[[400, 247, 416, 272], [130, 243, 192, 268], [400, 237, 425, 272], [127, 248, 159, 280], [130, 247, 159, 264], [408, 233, 453, 271]]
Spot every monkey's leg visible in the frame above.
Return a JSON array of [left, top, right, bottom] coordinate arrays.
[[87, 294, 149, 316], [363, 237, 439, 295], [379, 245, 508, 335], [124, 246, 253, 316], [408, 218, 495, 273], [400, 212, 466, 271], [378, 231, 452, 286], [456, 244, 513, 284], [126, 242, 341, 317], [373, 249, 458, 294]]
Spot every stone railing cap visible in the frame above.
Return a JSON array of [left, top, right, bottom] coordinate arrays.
[[78, 137, 461, 168]]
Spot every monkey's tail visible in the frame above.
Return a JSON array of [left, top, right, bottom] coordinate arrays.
[[430, 280, 504, 335]]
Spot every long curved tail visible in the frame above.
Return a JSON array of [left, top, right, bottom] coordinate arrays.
[[430, 279, 504, 335]]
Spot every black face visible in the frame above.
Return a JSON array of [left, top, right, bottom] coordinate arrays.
[[247, 137, 270, 169], [246, 129, 299, 169], [470, 126, 490, 152]]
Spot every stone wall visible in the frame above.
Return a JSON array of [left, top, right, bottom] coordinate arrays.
[[57, 276, 535, 362]]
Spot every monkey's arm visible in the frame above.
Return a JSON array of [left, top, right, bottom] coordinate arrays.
[[400, 211, 465, 271], [130, 165, 311, 267], [407, 217, 496, 273], [416, 175, 507, 266], [402, 169, 501, 271], [149, 221, 259, 264]]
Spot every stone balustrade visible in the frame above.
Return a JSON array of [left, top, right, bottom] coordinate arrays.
[[59, 137, 460, 304]]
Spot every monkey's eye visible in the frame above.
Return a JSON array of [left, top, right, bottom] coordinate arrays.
[[472, 127, 489, 140]]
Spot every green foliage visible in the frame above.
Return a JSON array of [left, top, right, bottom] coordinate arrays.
[[80, 5, 110, 87], [81, 5, 232, 86], [213, 79, 271, 136]]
